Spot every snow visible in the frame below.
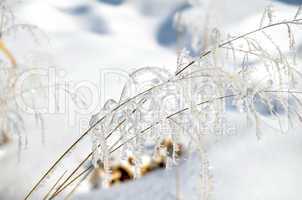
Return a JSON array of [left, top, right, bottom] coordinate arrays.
[[1, 0, 302, 200], [74, 155, 202, 200]]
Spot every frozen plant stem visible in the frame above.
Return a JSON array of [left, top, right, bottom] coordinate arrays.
[[47, 102, 142, 199], [47, 94, 237, 199], [25, 16, 302, 200], [63, 169, 92, 200], [49, 166, 94, 200], [23, 78, 189, 199], [45, 87, 302, 198], [0, 39, 16, 66], [175, 18, 302, 76], [42, 171, 67, 200]]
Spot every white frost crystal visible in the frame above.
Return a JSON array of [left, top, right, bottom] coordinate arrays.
[[89, 6, 302, 192]]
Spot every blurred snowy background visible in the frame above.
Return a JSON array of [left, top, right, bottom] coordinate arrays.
[[1, 0, 302, 199]]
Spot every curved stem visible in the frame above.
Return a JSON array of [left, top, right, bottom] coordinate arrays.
[[175, 18, 302, 76]]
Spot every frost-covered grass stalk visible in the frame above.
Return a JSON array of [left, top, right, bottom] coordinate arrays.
[[25, 5, 302, 200], [0, 1, 85, 158], [0, 1, 46, 154]]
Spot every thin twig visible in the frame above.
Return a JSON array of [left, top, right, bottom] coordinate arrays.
[[25, 17, 302, 200], [49, 166, 94, 200], [175, 18, 302, 76], [48, 123, 125, 199], [42, 171, 67, 200], [63, 169, 92, 200], [48, 99, 146, 199], [48, 152, 93, 200], [51, 89, 302, 196], [24, 115, 106, 200], [24, 77, 201, 199], [49, 94, 237, 198]]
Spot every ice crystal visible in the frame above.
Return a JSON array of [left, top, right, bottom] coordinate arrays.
[[87, 4, 302, 198], [23, 5, 302, 200], [0, 1, 50, 154]]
